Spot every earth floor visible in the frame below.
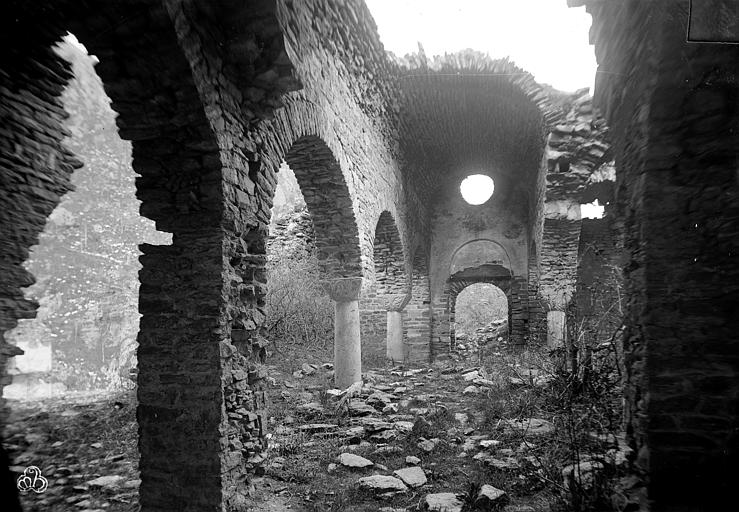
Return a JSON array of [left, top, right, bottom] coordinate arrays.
[[4, 343, 626, 511]]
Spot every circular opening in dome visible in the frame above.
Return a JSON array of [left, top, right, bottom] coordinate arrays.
[[460, 174, 495, 205]]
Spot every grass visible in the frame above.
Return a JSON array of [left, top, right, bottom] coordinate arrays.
[[4, 337, 626, 512], [5, 390, 139, 511]]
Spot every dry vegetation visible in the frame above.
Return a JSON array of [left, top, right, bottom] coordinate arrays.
[[6, 247, 627, 512]]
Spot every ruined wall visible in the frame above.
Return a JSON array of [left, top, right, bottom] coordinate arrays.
[[428, 183, 528, 354], [403, 249, 432, 362], [1, 0, 304, 508], [268, 206, 315, 259], [583, 0, 739, 507], [268, 1, 415, 275], [238, 2, 422, 370], [0, 17, 81, 425], [4, 38, 173, 398], [360, 211, 409, 363], [534, 91, 613, 343], [573, 217, 622, 348]]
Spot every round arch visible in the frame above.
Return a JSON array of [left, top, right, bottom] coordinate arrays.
[[259, 94, 365, 280], [1, 3, 243, 510], [453, 282, 509, 344], [449, 238, 513, 278], [372, 210, 409, 300], [445, 268, 512, 349], [283, 135, 363, 279]]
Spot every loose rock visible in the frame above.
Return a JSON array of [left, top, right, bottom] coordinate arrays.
[[476, 484, 507, 509], [393, 466, 427, 488], [424, 492, 463, 511], [357, 475, 408, 494], [339, 453, 373, 469]]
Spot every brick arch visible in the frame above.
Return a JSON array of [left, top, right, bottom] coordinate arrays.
[[256, 96, 364, 279], [0, 3, 260, 509], [449, 238, 513, 278], [372, 210, 409, 301], [283, 136, 363, 278], [446, 270, 512, 349]]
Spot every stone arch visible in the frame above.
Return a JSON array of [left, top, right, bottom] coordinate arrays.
[[372, 210, 409, 303], [255, 94, 366, 279], [370, 210, 411, 362], [445, 269, 513, 350], [430, 238, 526, 353], [282, 136, 363, 279], [1, 3, 254, 509], [449, 238, 513, 278], [451, 281, 511, 348], [253, 132, 364, 387]]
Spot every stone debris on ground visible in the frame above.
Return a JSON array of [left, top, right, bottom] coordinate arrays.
[[424, 492, 464, 511], [258, 358, 625, 509], [338, 452, 374, 468], [357, 474, 408, 494], [8, 351, 623, 511], [392, 466, 428, 488], [476, 484, 508, 509]]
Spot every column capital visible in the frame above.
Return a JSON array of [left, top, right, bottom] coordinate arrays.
[[322, 277, 363, 302], [384, 293, 411, 312]]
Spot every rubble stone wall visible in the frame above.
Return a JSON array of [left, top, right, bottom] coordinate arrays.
[[585, 0, 739, 506], [428, 182, 528, 354], [403, 248, 432, 362], [0, 0, 303, 508], [573, 217, 621, 347], [8, 1, 724, 510], [0, 18, 81, 426], [360, 211, 409, 362], [267, 207, 316, 259]]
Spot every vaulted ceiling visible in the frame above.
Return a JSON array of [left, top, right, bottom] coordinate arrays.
[[397, 51, 566, 207]]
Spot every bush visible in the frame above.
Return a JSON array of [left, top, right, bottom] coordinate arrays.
[[265, 249, 334, 352]]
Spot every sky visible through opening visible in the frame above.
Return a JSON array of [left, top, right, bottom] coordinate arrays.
[[365, 0, 596, 92], [460, 174, 495, 205]]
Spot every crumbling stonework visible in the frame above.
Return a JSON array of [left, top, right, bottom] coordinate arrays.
[[574, 217, 622, 349], [360, 211, 410, 361], [579, 0, 739, 507], [532, 92, 614, 347], [3, 0, 734, 510], [267, 206, 315, 259]]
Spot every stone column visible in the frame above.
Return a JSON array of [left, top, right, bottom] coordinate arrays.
[[546, 310, 566, 349], [384, 294, 410, 362], [324, 278, 363, 388]]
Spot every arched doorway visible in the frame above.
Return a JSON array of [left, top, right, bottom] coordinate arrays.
[[452, 282, 509, 354]]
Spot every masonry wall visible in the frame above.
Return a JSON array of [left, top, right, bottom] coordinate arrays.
[[1, 2, 272, 509], [359, 211, 408, 364], [538, 216, 582, 311], [527, 240, 545, 342], [573, 217, 621, 348], [0, 22, 81, 425], [404, 250, 432, 362], [534, 90, 613, 346], [585, 1, 739, 508], [359, 281, 387, 364], [428, 181, 529, 354]]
